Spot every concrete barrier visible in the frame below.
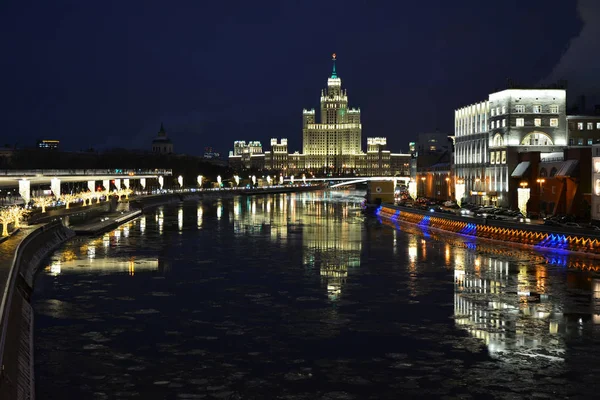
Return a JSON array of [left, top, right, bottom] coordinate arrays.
[[0, 221, 74, 400]]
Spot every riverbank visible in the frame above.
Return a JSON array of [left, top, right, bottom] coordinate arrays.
[[377, 203, 600, 256], [0, 222, 75, 399]]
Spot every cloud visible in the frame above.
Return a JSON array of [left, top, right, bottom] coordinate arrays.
[[544, 0, 600, 105]]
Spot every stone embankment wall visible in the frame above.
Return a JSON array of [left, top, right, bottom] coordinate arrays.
[[0, 221, 74, 400]]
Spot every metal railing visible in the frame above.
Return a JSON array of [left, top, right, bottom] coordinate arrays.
[[0, 169, 172, 177]]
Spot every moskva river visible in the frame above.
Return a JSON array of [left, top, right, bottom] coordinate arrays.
[[34, 191, 600, 399]]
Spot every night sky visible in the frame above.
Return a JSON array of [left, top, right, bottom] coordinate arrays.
[[2, 0, 599, 156]]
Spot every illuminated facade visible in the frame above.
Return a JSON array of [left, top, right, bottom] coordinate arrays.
[[455, 88, 567, 207], [592, 144, 600, 221], [228, 140, 264, 170], [302, 54, 362, 172]]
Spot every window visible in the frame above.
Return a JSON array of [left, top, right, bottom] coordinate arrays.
[[569, 138, 575, 145], [588, 122, 594, 130], [491, 108, 495, 116], [515, 105, 525, 113], [550, 167, 557, 177], [490, 152, 495, 164], [516, 118, 525, 127], [540, 168, 547, 177], [578, 138, 584, 145], [502, 106, 506, 114], [496, 107, 500, 115], [501, 151, 506, 164], [578, 122, 584, 130], [491, 121, 495, 129], [597, 122, 600, 129], [533, 105, 542, 113], [588, 139, 594, 145], [550, 118, 558, 127], [550, 105, 559, 113], [534, 118, 542, 127], [502, 119, 506, 127]]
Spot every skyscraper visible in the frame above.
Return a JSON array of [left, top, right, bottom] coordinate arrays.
[[302, 54, 362, 172]]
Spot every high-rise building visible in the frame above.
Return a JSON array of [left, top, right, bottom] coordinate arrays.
[[302, 54, 362, 172]]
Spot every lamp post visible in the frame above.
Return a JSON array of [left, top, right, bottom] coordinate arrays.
[[420, 176, 426, 199], [474, 177, 481, 205], [445, 177, 450, 200], [536, 178, 546, 216]]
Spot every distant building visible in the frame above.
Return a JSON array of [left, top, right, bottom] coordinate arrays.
[[37, 139, 59, 150], [567, 115, 600, 146], [152, 123, 174, 154], [302, 54, 362, 173], [203, 147, 221, 159], [228, 141, 264, 170]]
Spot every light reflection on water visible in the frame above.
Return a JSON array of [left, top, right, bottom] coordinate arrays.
[[33, 191, 600, 398]]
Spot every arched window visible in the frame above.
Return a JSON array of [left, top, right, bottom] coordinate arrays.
[[550, 167, 557, 177], [540, 168, 547, 177], [492, 133, 504, 147], [520, 132, 554, 146]]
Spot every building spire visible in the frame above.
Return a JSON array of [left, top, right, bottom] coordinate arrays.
[[158, 122, 166, 137], [331, 53, 337, 79]]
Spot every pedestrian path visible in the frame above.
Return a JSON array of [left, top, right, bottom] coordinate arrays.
[[0, 228, 35, 308]]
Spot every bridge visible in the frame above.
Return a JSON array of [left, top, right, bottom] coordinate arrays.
[[285, 176, 410, 189], [0, 169, 172, 203]]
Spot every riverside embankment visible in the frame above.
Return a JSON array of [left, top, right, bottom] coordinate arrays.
[[377, 203, 600, 256], [0, 221, 74, 399]]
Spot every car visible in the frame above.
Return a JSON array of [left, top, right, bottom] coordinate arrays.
[[563, 222, 581, 228]]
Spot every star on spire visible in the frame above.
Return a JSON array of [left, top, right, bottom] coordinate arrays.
[[331, 53, 337, 79]]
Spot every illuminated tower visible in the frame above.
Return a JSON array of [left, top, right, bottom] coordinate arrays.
[[303, 54, 362, 172]]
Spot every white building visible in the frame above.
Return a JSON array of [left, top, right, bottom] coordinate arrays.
[[455, 88, 567, 207], [302, 54, 362, 173]]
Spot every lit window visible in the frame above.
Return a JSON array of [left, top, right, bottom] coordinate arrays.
[[550, 118, 558, 127], [491, 108, 495, 116], [578, 138, 584, 145], [501, 106, 506, 114], [502, 119, 506, 127], [597, 122, 600, 129], [533, 105, 542, 113], [501, 151, 506, 164], [550, 105, 559, 113], [569, 138, 575, 145], [515, 105, 525, 113], [588, 139, 594, 145], [534, 118, 542, 127], [496, 107, 500, 115], [490, 152, 495, 164], [588, 122, 594, 130], [578, 122, 584, 130], [516, 118, 525, 127], [491, 121, 495, 129]]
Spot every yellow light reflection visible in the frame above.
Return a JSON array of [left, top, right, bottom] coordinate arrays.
[[197, 204, 203, 228], [178, 208, 183, 231]]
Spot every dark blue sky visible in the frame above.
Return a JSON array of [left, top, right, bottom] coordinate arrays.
[[2, 0, 597, 155]]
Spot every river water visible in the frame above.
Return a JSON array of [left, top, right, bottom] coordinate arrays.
[[33, 191, 600, 399]]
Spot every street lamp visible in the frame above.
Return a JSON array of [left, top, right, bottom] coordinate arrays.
[[536, 178, 545, 193]]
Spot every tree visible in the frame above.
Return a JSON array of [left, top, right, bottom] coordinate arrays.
[[33, 196, 55, 213], [80, 191, 93, 206], [9, 206, 29, 228], [61, 193, 79, 210], [0, 208, 13, 236]]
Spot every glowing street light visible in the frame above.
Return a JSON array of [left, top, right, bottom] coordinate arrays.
[[252, 175, 257, 185], [217, 175, 222, 187], [536, 178, 545, 194], [279, 175, 284, 185], [267, 175, 272, 185], [197, 175, 203, 187], [234, 175, 240, 186], [178, 175, 184, 188]]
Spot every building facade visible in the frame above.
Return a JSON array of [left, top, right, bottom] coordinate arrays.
[[302, 54, 362, 173], [567, 115, 600, 146], [455, 88, 567, 208], [228, 140, 264, 170]]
